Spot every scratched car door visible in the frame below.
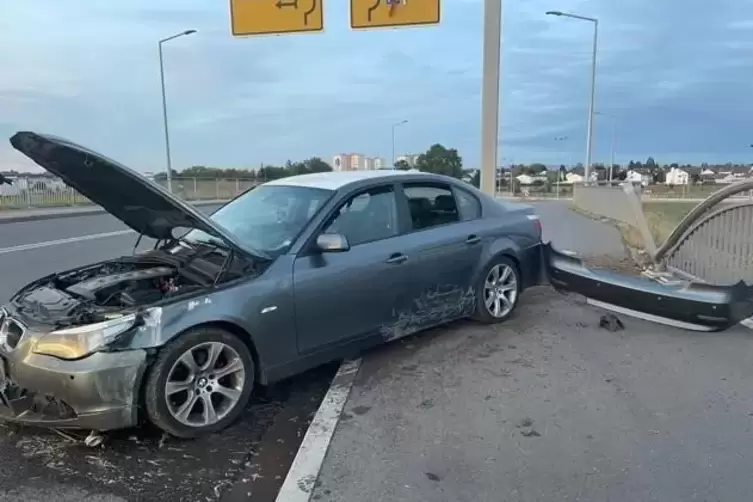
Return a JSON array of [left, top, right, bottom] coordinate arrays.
[[389, 182, 485, 333]]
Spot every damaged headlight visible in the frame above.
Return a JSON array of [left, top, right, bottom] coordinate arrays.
[[33, 313, 138, 360]]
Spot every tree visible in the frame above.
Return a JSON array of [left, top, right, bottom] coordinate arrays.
[[303, 157, 332, 173], [394, 160, 412, 170], [153, 169, 179, 182], [415, 144, 463, 178]]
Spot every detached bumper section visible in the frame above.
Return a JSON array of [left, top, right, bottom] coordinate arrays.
[[544, 243, 753, 331], [0, 348, 147, 430]]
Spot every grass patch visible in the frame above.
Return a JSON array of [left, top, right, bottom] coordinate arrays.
[[620, 201, 698, 250]]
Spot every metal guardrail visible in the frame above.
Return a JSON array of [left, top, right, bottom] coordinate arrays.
[[655, 180, 753, 284], [0, 177, 261, 210]]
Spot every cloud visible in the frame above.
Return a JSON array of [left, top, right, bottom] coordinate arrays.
[[2, 0, 753, 173]]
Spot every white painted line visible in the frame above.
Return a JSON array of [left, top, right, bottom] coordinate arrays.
[[0, 230, 134, 255], [741, 318, 753, 331], [276, 358, 362, 502]]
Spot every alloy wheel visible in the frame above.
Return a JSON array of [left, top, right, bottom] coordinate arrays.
[[483, 263, 518, 318], [164, 342, 246, 427]]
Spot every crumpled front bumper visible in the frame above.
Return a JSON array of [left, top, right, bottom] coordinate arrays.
[[0, 347, 148, 431], [544, 242, 753, 331]]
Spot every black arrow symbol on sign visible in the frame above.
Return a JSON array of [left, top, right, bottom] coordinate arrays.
[[276, 0, 299, 9], [367, 0, 381, 22], [303, 0, 317, 26]]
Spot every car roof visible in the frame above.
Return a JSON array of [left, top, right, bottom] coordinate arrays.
[[264, 169, 430, 191]]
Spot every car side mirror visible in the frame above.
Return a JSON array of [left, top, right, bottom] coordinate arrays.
[[315, 233, 350, 252]]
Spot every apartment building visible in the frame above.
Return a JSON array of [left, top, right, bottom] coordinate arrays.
[[332, 154, 385, 171]]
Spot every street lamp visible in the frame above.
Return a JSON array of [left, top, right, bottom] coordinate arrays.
[[391, 120, 408, 167], [159, 29, 196, 193], [595, 112, 616, 182], [546, 10, 598, 184]]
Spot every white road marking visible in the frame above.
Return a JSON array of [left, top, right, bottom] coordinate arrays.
[[276, 358, 362, 502], [0, 230, 134, 255]]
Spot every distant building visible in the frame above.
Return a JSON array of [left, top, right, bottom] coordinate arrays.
[[665, 167, 689, 185], [332, 154, 385, 171], [564, 172, 584, 184], [625, 170, 650, 186], [362, 157, 385, 170]]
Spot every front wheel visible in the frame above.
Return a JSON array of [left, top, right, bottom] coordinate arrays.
[[472, 256, 521, 324], [144, 327, 255, 438]]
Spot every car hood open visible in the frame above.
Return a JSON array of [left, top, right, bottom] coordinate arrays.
[[10, 131, 256, 254]]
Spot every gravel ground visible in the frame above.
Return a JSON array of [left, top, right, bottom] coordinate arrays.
[[0, 364, 337, 502]]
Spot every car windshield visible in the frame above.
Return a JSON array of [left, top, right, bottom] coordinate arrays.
[[183, 184, 334, 258]]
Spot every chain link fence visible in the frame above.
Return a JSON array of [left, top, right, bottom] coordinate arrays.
[[0, 177, 261, 210]]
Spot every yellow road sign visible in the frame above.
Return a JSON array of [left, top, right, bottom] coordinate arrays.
[[350, 0, 440, 30], [230, 0, 324, 36]]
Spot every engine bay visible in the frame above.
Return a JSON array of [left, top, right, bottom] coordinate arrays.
[[10, 244, 256, 327]]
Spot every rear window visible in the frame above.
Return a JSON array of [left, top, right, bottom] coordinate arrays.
[[454, 188, 481, 221]]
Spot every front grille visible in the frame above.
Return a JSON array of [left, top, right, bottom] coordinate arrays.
[[0, 316, 25, 351], [5, 320, 23, 349]]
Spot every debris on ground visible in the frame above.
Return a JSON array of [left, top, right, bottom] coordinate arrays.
[[599, 313, 625, 332], [84, 430, 106, 448], [516, 418, 534, 428], [521, 429, 541, 437], [51, 428, 79, 442]]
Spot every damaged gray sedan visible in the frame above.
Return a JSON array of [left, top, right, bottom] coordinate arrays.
[[0, 132, 544, 437]]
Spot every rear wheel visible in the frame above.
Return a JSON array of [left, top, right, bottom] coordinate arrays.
[[472, 256, 521, 324], [144, 327, 255, 438]]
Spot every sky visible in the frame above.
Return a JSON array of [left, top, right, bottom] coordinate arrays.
[[2, 0, 753, 174]]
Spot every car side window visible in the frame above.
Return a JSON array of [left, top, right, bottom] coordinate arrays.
[[403, 183, 460, 231], [322, 186, 398, 246], [454, 188, 481, 221]]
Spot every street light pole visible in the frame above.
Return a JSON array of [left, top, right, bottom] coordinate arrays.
[[595, 112, 616, 182], [546, 11, 598, 184], [480, 0, 503, 197], [391, 120, 408, 167], [609, 119, 615, 181], [159, 29, 196, 193]]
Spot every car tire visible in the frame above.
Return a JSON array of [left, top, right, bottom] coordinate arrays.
[[472, 256, 521, 324], [144, 326, 255, 438]]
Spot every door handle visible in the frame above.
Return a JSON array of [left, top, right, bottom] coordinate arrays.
[[466, 235, 482, 245], [385, 253, 408, 265]]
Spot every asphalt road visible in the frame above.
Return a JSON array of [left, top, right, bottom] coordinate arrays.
[[314, 287, 753, 502], [0, 200, 625, 501]]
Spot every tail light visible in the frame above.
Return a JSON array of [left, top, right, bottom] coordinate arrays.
[[527, 214, 542, 240]]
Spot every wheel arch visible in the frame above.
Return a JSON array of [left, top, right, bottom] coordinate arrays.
[[478, 237, 524, 290], [153, 319, 267, 386]]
